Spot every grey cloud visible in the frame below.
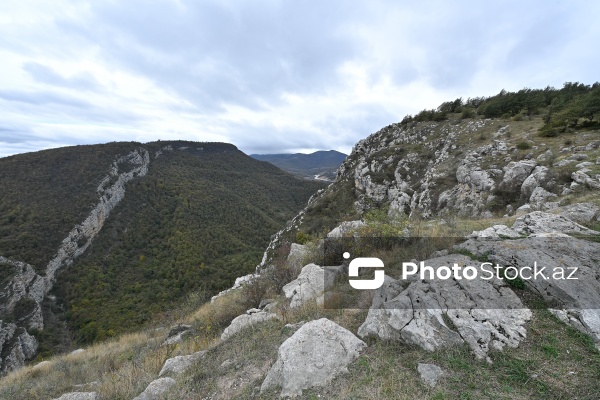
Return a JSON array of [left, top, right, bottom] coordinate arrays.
[[22, 62, 100, 91], [57, 1, 363, 112], [0, 89, 91, 108]]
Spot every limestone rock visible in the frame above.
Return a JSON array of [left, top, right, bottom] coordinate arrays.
[[327, 221, 366, 238], [32, 360, 52, 370], [286, 243, 312, 270], [521, 166, 555, 198], [511, 211, 600, 236], [469, 224, 521, 239], [282, 263, 343, 308], [52, 393, 99, 400], [358, 255, 531, 361], [572, 170, 600, 189], [499, 160, 536, 192], [164, 324, 192, 346], [457, 235, 600, 344], [515, 204, 532, 216], [529, 187, 557, 207], [260, 318, 366, 397], [418, 363, 444, 388], [221, 309, 279, 341], [0, 323, 38, 374], [133, 377, 176, 400], [159, 351, 206, 377], [558, 203, 600, 224]]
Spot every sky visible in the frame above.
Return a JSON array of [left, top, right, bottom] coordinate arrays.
[[0, 0, 599, 158]]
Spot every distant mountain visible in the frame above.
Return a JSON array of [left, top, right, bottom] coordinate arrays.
[[251, 150, 347, 181], [0, 140, 325, 371]]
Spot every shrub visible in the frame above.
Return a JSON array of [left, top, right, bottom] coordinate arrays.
[[516, 141, 532, 150]]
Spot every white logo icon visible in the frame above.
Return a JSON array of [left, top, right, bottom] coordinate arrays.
[[345, 252, 385, 290]]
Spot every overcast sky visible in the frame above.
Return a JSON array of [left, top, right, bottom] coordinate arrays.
[[1, 0, 598, 158]]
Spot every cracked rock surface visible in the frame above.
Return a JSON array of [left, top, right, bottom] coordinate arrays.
[[358, 254, 531, 362]]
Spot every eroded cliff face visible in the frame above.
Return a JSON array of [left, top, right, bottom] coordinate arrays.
[[0, 148, 150, 374], [335, 118, 600, 219]]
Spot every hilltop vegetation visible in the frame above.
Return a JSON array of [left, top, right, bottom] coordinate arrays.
[[400, 81, 600, 137]]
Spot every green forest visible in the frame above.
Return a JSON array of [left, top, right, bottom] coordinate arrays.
[[0, 141, 324, 350]]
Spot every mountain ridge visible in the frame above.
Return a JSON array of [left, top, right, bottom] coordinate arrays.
[[251, 150, 347, 181]]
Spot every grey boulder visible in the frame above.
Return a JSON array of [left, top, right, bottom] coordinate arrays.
[[133, 377, 176, 400], [418, 363, 444, 388], [159, 350, 206, 377], [221, 309, 279, 341], [282, 263, 343, 308], [261, 318, 366, 397]]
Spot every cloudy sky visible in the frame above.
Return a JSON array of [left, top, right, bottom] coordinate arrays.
[[1, 0, 598, 158]]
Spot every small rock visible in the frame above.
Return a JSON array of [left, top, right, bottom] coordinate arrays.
[[431, 249, 449, 257], [221, 310, 279, 341], [568, 153, 588, 161], [417, 363, 444, 388], [133, 377, 176, 400], [32, 360, 52, 370], [159, 351, 206, 377], [163, 324, 192, 345], [515, 204, 532, 216], [52, 393, 99, 400]]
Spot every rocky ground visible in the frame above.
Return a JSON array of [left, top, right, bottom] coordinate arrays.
[[2, 116, 600, 399]]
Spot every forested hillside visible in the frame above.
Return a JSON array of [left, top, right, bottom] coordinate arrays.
[[0, 141, 325, 356]]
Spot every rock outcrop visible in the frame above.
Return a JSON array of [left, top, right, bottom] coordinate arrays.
[[260, 318, 366, 397], [459, 219, 600, 346], [358, 254, 531, 362]]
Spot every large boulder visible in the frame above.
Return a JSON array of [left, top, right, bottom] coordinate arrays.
[[498, 160, 536, 192], [511, 211, 600, 236], [260, 318, 366, 397], [282, 264, 343, 308], [457, 234, 600, 345], [521, 166, 555, 198], [358, 255, 531, 362], [0, 323, 38, 374], [221, 309, 279, 341]]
